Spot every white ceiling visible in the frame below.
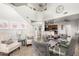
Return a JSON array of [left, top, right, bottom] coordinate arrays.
[[54, 14, 79, 22], [9, 3, 79, 22]]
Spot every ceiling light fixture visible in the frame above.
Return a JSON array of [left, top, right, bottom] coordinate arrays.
[[27, 3, 47, 12]]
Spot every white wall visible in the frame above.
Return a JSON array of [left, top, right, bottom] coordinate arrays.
[[0, 4, 34, 41], [56, 20, 79, 37]]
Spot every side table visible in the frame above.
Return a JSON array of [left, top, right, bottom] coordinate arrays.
[[18, 39, 26, 46]]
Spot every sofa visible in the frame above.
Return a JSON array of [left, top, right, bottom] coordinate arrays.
[[0, 32, 21, 56], [32, 40, 50, 56], [0, 40, 21, 56]]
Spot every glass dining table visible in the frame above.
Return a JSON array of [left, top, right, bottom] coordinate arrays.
[[48, 38, 68, 47], [48, 39, 58, 48], [48, 38, 68, 56]]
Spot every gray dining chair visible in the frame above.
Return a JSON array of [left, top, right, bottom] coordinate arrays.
[[32, 40, 50, 56]]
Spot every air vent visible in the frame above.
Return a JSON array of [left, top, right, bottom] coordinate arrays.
[[64, 19, 70, 22]]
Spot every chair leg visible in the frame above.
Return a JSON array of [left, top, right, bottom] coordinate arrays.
[[18, 47, 20, 49], [7, 53, 10, 56]]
